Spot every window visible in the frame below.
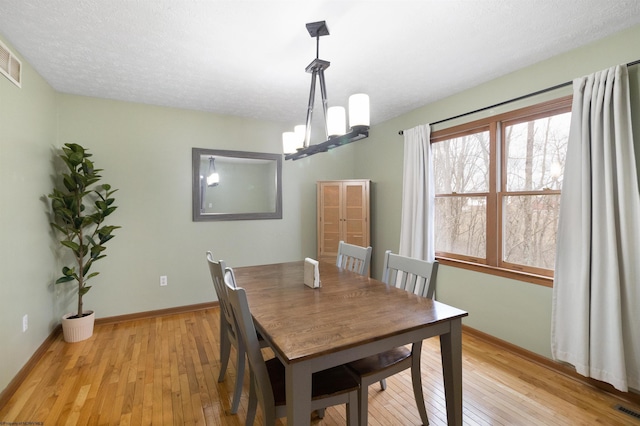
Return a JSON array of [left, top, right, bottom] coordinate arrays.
[[431, 97, 572, 284]]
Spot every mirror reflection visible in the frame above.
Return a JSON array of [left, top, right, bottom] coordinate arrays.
[[192, 148, 282, 221]]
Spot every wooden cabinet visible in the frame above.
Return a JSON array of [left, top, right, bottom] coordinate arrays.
[[317, 180, 370, 264]]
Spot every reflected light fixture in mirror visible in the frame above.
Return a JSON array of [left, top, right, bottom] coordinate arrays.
[[283, 20, 370, 161], [207, 157, 219, 187]]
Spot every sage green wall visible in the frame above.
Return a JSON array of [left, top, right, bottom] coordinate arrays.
[[357, 24, 640, 358], [54, 94, 356, 319], [0, 37, 57, 394]]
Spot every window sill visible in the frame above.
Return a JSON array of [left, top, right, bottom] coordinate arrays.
[[436, 257, 553, 288]]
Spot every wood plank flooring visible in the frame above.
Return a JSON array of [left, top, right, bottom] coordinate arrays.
[[1, 308, 639, 425]]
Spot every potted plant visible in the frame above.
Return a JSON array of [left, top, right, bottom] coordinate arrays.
[[48, 143, 120, 342]]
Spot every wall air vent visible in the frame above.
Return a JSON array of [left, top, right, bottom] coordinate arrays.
[[0, 39, 22, 88]]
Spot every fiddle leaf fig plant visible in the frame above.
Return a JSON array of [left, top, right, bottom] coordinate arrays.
[[48, 143, 120, 319]]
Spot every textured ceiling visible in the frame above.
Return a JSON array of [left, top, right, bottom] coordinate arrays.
[[1, 0, 640, 127]]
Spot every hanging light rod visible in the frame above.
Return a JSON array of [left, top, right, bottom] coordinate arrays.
[[283, 21, 370, 161]]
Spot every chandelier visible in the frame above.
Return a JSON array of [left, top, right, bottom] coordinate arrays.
[[206, 157, 219, 187], [283, 21, 370, 161]]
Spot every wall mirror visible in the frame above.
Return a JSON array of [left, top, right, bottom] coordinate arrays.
[[192, 148, 282, 221]]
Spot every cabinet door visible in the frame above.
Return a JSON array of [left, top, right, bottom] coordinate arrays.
[[318, 182, 343, 259], [317, 180, 369, 261], [342, 181, 369, 248]]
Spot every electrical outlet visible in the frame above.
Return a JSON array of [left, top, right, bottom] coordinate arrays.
[[22, 314, 28, 332], [160, 275, 168, 286]]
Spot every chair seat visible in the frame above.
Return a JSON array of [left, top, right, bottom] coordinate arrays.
[[346, 346, 411, 377], [266, 358, 360, 406]]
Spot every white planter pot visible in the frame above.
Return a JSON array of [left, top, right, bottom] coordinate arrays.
[[61, 310, 95, 343]]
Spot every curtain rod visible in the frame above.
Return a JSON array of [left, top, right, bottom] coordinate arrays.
[[398, 58, 640, 135]]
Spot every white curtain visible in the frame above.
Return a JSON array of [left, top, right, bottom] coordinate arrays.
[[551, 65, 640, 392], [399, 124, 435, 262]]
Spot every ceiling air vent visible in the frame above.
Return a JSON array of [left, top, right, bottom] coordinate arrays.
[[0, 39, 22, 88]]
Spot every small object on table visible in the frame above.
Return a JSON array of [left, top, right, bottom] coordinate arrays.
[[304, 257, 321, 288]]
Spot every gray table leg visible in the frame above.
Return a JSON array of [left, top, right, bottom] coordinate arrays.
[[286, 362, 312, 425], [440, 318, 463, 425]]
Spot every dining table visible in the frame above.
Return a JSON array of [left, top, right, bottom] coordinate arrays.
[[233, 260, 468, 425]]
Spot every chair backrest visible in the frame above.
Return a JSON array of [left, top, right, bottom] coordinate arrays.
[[206, 252, 236, 338], [336, 240, 372, 276], [224, 272, 276, 415], [381, 250, 439, 298]]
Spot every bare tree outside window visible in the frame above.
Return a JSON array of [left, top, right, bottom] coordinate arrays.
[[502, 112, 570, 270], [433, 131, 490, 260]]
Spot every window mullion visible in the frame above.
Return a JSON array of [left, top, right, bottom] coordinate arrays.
[[486, 121, 499, 266], [497, 120, 507, 269]]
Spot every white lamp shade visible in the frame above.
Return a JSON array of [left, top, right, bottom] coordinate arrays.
[[327, 106, 346, 137], [282, 131, 297, 154], [207, 172, 219, 186], [348, 93, 370, 128], [294, 124, 306, 149]]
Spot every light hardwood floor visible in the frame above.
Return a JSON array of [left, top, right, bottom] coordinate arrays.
[[1, 308, 639, 425]]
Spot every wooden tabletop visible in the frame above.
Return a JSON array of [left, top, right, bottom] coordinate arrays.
[[233, 260, 468, 364]]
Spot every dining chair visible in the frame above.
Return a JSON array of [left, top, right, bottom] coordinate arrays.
[[382, 250, 439, 299], [206, 251, 269, 414], [346, 250, 439, 426], [224, 267, 360, 425], [336, 240, 372, 276]]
